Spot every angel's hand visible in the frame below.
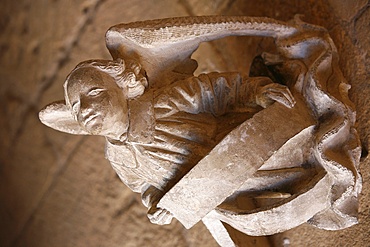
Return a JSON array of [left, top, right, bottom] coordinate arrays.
[[141, 186, 172, 224], [147, 205, 173, 225], [256, 83, 296, 109]]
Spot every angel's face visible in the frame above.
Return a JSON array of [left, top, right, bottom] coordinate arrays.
[[66, 67, 129, 140]]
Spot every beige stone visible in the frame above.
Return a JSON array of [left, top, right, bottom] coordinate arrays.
[[1, 1, 369, 247], [38, 15, 362, 246]]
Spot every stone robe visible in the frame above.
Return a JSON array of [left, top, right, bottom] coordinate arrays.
[[105, 72, 272, 204]]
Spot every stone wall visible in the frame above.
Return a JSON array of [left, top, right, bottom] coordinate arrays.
[[0, 0, 368, 246]]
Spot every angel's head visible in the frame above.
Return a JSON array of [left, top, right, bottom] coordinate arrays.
[[39, 59, 148, 141]]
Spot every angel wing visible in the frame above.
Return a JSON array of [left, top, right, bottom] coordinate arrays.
[[105, 16, 297, 89]]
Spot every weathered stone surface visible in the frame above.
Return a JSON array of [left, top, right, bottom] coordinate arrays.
[[1, 1, 219, 247], [270, 5, 370, 247], [159, 96, 314, 229], [1, 1, 369, 247], [39, 13, 362, 246]]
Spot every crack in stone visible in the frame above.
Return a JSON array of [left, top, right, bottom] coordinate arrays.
[[10, 1, 105, 245], [105, 196, 140, 237], [352, 3, 370, 49], [34, 0, 104, 101], [11, 136, 87, 247], [9, 0, 104, 156], [112, 196, 139, 219], [353, 2, 369, 24]]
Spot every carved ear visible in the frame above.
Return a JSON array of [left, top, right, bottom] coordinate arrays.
[[39, 100, 90, 135], [126, 76, 147, 99]]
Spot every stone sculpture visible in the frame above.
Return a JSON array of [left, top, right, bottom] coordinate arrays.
[[39, 16, 362, 246]]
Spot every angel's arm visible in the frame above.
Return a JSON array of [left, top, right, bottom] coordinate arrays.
[[155, 73, 295, 118]]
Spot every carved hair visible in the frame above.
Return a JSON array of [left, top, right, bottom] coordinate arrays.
[[63, 59, 148, 107]]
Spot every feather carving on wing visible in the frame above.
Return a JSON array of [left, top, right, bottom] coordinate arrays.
[[105, 16, 297, 88]]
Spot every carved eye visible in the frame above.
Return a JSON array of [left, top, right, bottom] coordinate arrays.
[[87, 88, 105, 97]]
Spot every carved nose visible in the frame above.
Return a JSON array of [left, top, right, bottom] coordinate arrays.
[[72, 100, 88, 122], [78, 99, 91, 118], [79, 107, 91, 120], [72, 101, 80, 117]]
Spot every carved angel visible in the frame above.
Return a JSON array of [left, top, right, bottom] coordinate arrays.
[[39, 16, 361, 244]]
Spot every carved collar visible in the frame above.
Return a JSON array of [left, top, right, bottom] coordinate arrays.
[[105, 91, 155, 168]]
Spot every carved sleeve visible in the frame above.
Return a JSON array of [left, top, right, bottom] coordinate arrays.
[[155, 72, 271, 117], [109, 161, 147, 193]]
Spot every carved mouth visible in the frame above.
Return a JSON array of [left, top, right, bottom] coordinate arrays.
[[84, 113, 99, 126]]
